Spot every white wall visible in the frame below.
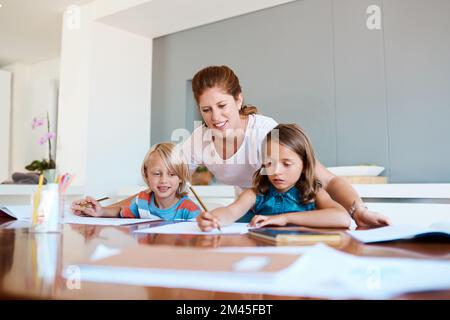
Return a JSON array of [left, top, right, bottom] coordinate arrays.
[[0, 69, 12, 182], [85, 22, 152, 196], [2, 59, 60, 178], [58, 3, 152, 198]]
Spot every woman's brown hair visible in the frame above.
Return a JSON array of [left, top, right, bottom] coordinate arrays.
[[192, 65, 257, 116], [252, 124, 322, 203]]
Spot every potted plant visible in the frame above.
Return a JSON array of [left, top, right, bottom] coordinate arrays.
[[25, 112, 56, 183], [191, 166, 214, 185]]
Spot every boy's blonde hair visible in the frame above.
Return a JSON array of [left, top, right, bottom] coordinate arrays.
[[141, 143, 190, 197]]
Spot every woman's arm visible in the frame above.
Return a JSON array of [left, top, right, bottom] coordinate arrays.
[[197, 189, 256, 231], [315, 160, 390, 227], [250, 189, 351, 228]]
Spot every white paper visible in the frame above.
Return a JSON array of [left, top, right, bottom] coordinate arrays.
[[90, 244, 122, 261], [232, 256, 270, 272], [430, 221, 450, 232], [69, 244, 450, 299], [63, 211, 159, 226], [0, 205, 32, 220], [134, 221, 249, 235], [348, 224, 450, 243], [287, 244, 450, 299]]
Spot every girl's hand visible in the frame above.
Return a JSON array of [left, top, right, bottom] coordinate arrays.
[[196, 211, 222, 232], [249, 214, 288, 228], [71, 196, 104, 217]]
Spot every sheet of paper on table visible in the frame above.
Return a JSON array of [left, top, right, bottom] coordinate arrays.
[[63, 211, 160, 226], [134, 221, 249, 235], [66, 243, 450, 299]]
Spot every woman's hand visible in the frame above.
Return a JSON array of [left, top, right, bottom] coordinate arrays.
[[249, 214, 288, 228], [71, 196, 104, 217], [196, 211, 222, 232]]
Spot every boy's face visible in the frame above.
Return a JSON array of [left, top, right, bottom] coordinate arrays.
[[263, 142, 303, 193], [146, 153, 181, 200]]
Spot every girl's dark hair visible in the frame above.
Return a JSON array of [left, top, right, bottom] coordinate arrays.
[[252, 124, 322, 203], [192, 65, 257, 116]]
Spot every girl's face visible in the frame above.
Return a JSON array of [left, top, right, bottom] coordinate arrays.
[[146, 153, 181, 200], [198, 87, 244, 136], [264, 142, 303, 193]]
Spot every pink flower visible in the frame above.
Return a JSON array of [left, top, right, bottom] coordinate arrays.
[[38, 132, 55, 145], [32, 117, 44, 129]]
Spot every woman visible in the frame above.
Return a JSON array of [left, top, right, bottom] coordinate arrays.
[[107, 65, 389, 228], [180, 65, 389, 228]]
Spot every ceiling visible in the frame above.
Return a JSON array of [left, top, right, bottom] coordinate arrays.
[[99, 0, 296, 39], [0, 0, 296, 67], [0, 0, 95, 67]]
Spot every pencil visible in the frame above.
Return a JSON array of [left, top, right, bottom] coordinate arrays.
[[80, 197, 110, 208], [188, 184, 221, 231], [32, 175, 44, 226]]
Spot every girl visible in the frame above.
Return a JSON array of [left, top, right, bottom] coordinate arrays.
[[196, 124, 351, 231], [71, 143, 200, 220]]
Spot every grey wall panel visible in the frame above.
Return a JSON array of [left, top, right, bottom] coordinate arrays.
[[152, 0, 450, 182], [333, 0, 390, 175], [152, 0, 337, 166], [383, 0, 450, 182]]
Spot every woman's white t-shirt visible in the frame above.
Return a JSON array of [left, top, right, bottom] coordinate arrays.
[[180, 114, 278, 189]]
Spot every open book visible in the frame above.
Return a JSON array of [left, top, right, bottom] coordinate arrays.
[[348, 222, 450, 243], [0, 205, 31, 220], [0, 206, 32, 229]]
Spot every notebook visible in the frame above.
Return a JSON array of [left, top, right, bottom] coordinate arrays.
[[348, 222, 450, 243], [248, 228, 343, 245], [0, 205, 32, 221]]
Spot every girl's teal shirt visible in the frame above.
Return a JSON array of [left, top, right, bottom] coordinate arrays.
[[238, 185, 316, 223]]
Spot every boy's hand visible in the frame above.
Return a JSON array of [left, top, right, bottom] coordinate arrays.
[[196, 211, 222, 232], [71, 196, 104, 217], [249, 214, 288, 228]]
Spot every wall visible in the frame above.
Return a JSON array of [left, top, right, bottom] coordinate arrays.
[[85, 22, 152, 196], [151, 0, 450, 183], [0, 69, 12, 181], [2, 59, 60, 179], [57, 3, 152, 197]]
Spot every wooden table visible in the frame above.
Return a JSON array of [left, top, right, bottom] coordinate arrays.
[[1, 218, 450, 300]]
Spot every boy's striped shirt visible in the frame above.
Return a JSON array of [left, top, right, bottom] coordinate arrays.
[[120, 191, 200, 221]]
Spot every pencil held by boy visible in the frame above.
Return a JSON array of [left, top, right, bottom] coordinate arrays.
[[196, 124, 352, 231], [71, 143, 201, 220]]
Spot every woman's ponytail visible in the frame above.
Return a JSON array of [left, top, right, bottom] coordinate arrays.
[[239, 104, 258, 116]]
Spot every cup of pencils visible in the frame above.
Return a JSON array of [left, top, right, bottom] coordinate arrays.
[[31, 173, 75, 233]]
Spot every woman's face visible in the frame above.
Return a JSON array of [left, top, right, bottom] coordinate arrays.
[[198, 87, 243, 135]]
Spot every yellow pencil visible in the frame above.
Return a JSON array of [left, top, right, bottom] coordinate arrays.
[[80, 197, 110, 208], [32, 175, 44, 225], [188, 183, 221, 231]]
